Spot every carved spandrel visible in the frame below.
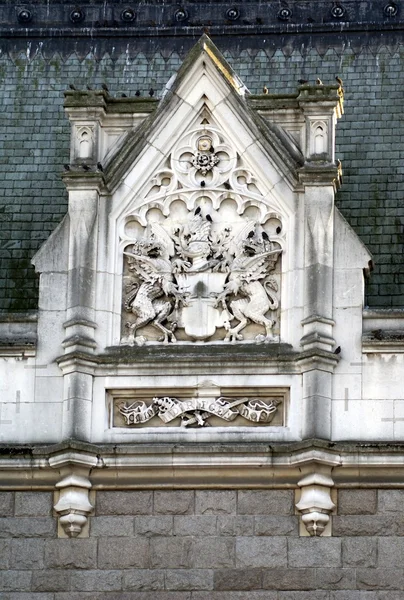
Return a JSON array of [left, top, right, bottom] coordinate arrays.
[[112, 392, 285, 428]]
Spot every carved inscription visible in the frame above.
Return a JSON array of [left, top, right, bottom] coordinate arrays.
[[113, 391, 285, 428]]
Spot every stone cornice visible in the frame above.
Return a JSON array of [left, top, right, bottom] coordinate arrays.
[[2, 439, 404, 490]]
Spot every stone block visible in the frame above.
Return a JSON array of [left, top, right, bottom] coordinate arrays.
[[356, 568, 404, 590], [14, 492, 52, 517], [10, 539, 45, 569], [135, 516, 173, 537], [174, 516, 217, 536], [31, 570, 70, 592], [378, 490, 404, 513], [44, 539, 97, 569], [332, 515, 402, 537], [192, 537, 235, 568], [0, 540, 10, 569], [90, 516, 135, 537], [0, 594, 55, 600], [237, 491, 294, 515], [192, 593, 277, 600], [150, 537, 192, 569], [277, 594, 330, 600], [287, 538, 342, 568], [123, 569, 165, 591], [70, 569, 123, 591], [0, 571, 32, 592], [195, 491, 236, 515], [98, 538, 149, 569], [338, 490, 377, 515], [254, 516, 298, 536], [342, 538, 377, 567], [216, 516, 254, 536], [0, 518, 56, 538], [329, 593, 378, 600], [262, 568, 316, 590], [315, 568, 356, 590], [166, 569, 213, 591], [236, 537, 287, 568], [378, 537, 404, 567], [154, 491, 194, 515], [0, 493, 14, 517], [96, 491, 153, 515], [214, 568, 263, 590]]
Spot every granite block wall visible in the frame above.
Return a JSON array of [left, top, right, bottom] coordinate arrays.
[[1, 488, 404, 598], [0, 45, 404, 311]]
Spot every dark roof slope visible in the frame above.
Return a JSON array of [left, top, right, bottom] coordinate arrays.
[[0, 23, 403, 310]]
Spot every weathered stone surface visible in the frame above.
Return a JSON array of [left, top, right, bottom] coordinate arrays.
[[174, 516, 217, 536], [165, 569, 213, 591], [154, 491, 194, 515], [262, 568, 316, 590], [342, 538, 377, 567], [333, 515, 403, 537], [377, 490, 404, 513], [0, 571, 32, 592], [216, 516, 254, 536], [44, 539, 98, 569], [192, 593, 277, 600], [0, 493, 14, 517], [315, 568, 356, 590], [254, 516, 298, 536], [214, 568, 263, 590], [14, 492, 52, 517], [378, 537, 404, 567], [237, 491, 294, 515], [70, 569, 123, 591], [96, 491, 153, 515], [277, 593, 329, 600], [356, 568, 404, 590], [192, 538, 235, 568], [123, 569, 165, 591], [288, 538, 342, 568], [90, 516, 135, 537], [338, 490, 377, 515], [0, 540, 10, 569], [236, 537, 287, 568], [98, 538, 149, 569], [329, 593, 378, 600], [0, 517, 56, 538], [195, 491, 236, 515], [31, 570, 70, 592], [150, 537, 192, 569], [10, 539, 45, 569], [136, 516, 174, 537]]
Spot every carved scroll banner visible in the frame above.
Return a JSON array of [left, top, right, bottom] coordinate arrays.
[[116, 395, 282, 428]]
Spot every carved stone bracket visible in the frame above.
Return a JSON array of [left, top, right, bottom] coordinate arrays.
[[295, 466, 335, 536], [54, 471, 93, 537], [50, 452, 97, 538]]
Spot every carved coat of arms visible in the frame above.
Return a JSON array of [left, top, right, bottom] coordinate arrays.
[[121, 127, 283, 345]]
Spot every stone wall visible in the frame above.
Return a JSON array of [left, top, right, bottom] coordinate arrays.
[[1, 488, 403, 598]]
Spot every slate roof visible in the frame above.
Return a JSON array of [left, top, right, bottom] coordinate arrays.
[[0, 11, 403, 311]]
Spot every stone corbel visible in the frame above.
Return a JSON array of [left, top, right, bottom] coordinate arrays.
[[295, 465, 335, 536], [50, 452, 97, 537]]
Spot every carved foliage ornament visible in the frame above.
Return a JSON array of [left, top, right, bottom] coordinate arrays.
[[119, 395, 281, 428], [121, 126, 283, 345]]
